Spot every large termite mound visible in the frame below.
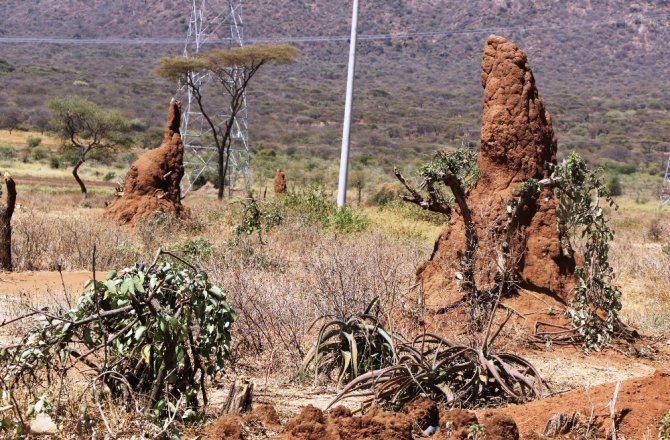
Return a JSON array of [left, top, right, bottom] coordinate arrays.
[[418, 36, 576, 306], [106, 99, 188, 225]]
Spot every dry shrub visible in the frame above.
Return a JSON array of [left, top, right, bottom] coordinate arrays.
[[610, 215, 670, 334], [206, 222, 425, 372], [11, 208, 141, 271]]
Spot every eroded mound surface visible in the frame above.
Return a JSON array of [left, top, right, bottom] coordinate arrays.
[[484, 369, 670, 439], [105, 99, 188, 225], [418, 35, 576, 307]]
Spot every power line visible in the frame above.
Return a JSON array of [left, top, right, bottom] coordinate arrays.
[[0, 12, 667, 46]]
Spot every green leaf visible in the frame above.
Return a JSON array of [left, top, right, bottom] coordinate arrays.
[[134, 326, 147, 340], [120, 277, 135, 295]]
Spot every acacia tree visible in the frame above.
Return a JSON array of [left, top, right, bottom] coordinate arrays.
[[47, 96, 131, 198], [156, 44, 298, 200]]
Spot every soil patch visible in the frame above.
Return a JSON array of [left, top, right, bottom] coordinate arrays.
[[480, 369, 670, 439]]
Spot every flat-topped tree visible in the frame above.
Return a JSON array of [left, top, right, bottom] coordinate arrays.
[[47, 96, 132, 198], [156, 44, 298, 200]]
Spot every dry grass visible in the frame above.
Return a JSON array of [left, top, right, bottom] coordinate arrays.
[[0, 129, 59, 148], [3, 184, 670, 437], [609, 207, 670, 335]]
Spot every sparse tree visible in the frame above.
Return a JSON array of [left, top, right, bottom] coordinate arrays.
[[156, 44, 298, 200], [47, 96, 132, 198], [0, 108, 26, 134], [28, 108, 50, 134]]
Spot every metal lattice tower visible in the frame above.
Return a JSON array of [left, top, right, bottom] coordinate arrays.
[[660, 154, 670, 209], [178, 0, 250, 195]]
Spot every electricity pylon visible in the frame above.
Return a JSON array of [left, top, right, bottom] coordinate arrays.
[[178, 0, 250, 196]]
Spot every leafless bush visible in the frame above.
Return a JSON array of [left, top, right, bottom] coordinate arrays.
[[207, 223, 425, 372], [11, 209, 141, 270]]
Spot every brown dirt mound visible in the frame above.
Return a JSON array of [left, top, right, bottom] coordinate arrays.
[[105, 99, 189, 225], [481, 369, 670, 439], [418, 35, 576, 309], [202, 404, 283, 439], [274, 169, 287, 195], [276, 405, 413, 440]]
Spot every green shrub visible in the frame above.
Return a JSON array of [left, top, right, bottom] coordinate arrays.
[[175, 237, 214, 263], [31, 146, 48, 161], [0, 145, 16, 160], [26, 135, 42, 149], [0, 256, 236, 422], [49, 156, 60, 169], [325, 206, 369, 233], [103, 171, 116, 182], [371, 183, 401, 206], [606, 175, 622, 196]]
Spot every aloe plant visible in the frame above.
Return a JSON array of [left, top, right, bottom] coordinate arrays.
[[299, 298, 398, 384], [328, 332, 544, 411]]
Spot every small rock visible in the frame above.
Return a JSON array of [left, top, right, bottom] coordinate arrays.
[[30, 413, 57, 435]]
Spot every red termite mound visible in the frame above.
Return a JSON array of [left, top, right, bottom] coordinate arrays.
[[274, 169, 287, 195], [418, 36, 576, 307], [106, 99, 189, 225]]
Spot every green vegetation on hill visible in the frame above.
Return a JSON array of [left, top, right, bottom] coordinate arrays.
[[0, 1, 668, 180]]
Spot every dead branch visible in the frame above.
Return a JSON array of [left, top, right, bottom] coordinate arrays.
[[393, 167, 451, 215]]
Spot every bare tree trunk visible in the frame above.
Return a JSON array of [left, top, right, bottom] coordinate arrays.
[[0, 173, 17, 271], [222, 144, 232, 199], [72, 159, 88, 198], [217, 148, 225, 201]]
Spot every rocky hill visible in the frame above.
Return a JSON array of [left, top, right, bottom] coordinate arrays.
[[0, 0, 668, 169]]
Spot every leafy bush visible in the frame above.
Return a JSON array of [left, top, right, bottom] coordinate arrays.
[[233, 187, 369, 244], [31, 146, 49, 161], [552, 152, 622, 351], [281, 186, 369, 233], [325, 206, 369, 233], [175, 237, 214, 264], [0, 144, 16, 160], [300, 298, 397, 384], [102, 171, 116, 182], [371, 183, 400, 206], [49, 156, 60, 169], [0, 255, 236, 424], [606, 175, 622, 196], [26, 135, 42, 149]]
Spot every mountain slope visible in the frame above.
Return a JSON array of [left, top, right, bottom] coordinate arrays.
[[0, 0, 668, 171]]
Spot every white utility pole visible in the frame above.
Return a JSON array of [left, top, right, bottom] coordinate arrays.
[[336, 0, 359, 208]]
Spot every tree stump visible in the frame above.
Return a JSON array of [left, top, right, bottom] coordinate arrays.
[[223, 380, 254, 415], [0, 172, 16, 271]]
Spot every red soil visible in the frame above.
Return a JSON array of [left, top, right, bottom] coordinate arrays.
[[202, 370, 670, 439], [482, 369, 670, 439]]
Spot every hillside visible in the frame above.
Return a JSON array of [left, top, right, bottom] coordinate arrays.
[[0, 0, 668, 173]]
